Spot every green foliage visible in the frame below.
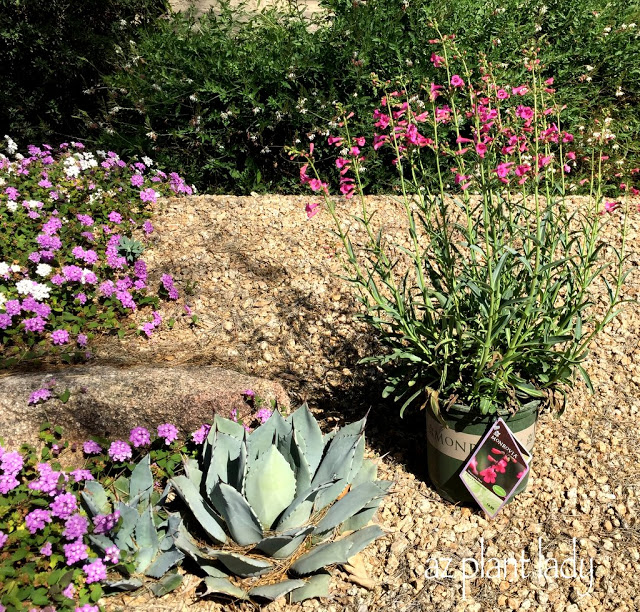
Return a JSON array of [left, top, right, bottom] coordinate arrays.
[[0, 0, 170, 145], [171, 404, 390, 603], [89, 0, 640, 194]]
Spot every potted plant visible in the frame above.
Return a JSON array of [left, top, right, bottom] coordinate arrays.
[[292, 37, 634, 504]]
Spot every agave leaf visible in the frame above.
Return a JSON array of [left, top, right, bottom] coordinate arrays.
[[340, 505, 379, 533], [255, 525, 313, 559], [247, 409, 291, 461], [129, 454, 154, 501], [171, 475, 227, 544], [275, 481, 334, 532], [184, 457, 203, 490], [314, 481, 392, 537], [159, 513, 182, 550], [290, 537, 352, 575], [201, 564, 231, 578], [214, 551, 273, 577], [149, 572, 183, 597], [249, 579, 306, 601], [214, 414, 246, 438], [288, 572, 331, 603], [155, 482, 174, 508], [245, 446, 297, 529], [145, 549, 184, 578], [311, 418, 366, 510], [288, 430, 312, 493], [204, 432, 243, 499], [351, 459, 378, 487], [114, 502, 139, 552], [81, 481, 111, 515], [134, 506, 160, 573], [199, 577, 248, 600], [291, 525, 383, 575], [290, 403, 324, 476], [88, 534, 116, 553], [104, 578, 144, 592], [174, 524, 226, 575], [210, 482, 263, 546]]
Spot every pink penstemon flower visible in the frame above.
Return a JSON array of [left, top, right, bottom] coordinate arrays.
[[430, 52, 445, 68]]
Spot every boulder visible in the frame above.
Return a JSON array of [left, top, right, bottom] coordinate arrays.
[[0, 365, 290, 450]]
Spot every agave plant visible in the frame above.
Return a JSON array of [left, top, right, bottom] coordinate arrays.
[[81, 454, 184, 596], [170, 404, 391, 603]]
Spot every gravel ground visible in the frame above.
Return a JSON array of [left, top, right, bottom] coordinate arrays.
[[96, 194, 640, 611]]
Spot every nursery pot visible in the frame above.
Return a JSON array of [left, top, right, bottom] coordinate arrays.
[[426, 401, 538, 504]]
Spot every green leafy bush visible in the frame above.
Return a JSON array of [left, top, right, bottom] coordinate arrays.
[[0, 0, 170, 144], [90, 0, 640, 194]]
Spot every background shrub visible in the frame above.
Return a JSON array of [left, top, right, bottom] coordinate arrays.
[[0, 0, 170, 145]]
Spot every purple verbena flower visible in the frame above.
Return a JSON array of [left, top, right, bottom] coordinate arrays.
[[50, 492, 77, 519], [255, 408, 273, 424], [0, 531, 8, 549], [108, 440, 132, 462], [25, 509, 52, 534], [0, 451, 23, 475], [0, 475, 20, 494], [191, 423, 211, 445], [62, 583, 75, 599], [104, 545, 120, 564], [40, 542, 53, 556], [63, 513, 89, 540], [157, 423, 179, 445], [83, 440, 102, 455], [108, 211, 122, 224], [129, 426, 151, 448], [92, 510, 120, 534], [77, 334, 88, 347], [29, 388, 52, 405], [51, 329, 70, 345], [70, 468, 93, 483], [63, 539, 89, 565]]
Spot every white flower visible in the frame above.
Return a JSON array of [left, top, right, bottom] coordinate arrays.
[[0, 262, 10, 276], [6, 200, 17, 212], [585, 65, 594, 71], [189, 94, 198, 102], [616, 87, 624, 97], [0, 292, 5, 309], [142, 156, 153, 166], [16, 279, 35, 295], [4, 135, 17, 155], [10, 264, 20, 273], [36, 264, 52, 277], [30, 282, 50, 301]]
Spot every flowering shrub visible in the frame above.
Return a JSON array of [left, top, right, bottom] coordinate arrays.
[[294, 39, 637, 417], [89, 0, 640, 194], [0, 139, 193, 367]]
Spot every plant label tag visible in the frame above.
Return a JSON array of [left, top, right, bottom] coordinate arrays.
[[459, 417, 532, 518]]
